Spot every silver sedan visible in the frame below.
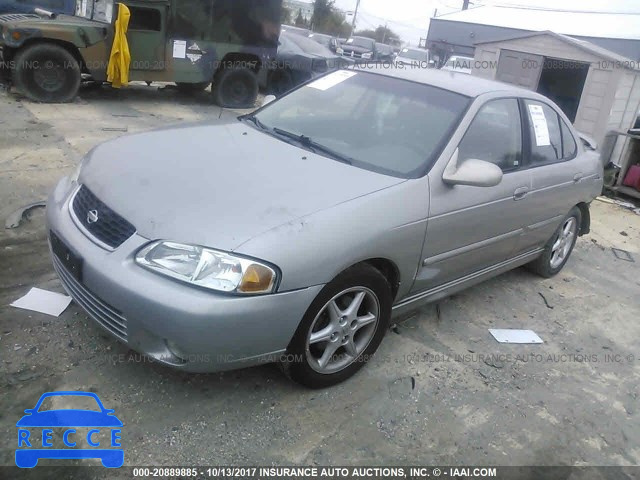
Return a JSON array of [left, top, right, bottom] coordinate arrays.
[[47, 67, 603, 388]]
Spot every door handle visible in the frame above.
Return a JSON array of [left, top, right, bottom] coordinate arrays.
[[513, 187, 529, 201], [573, 173, 584, 183]]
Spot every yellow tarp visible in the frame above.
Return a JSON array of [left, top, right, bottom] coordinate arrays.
[[107, 4, 131, 88]]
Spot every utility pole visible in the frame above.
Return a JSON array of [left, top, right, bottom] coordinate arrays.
[[382, 21, 388, 43], [351, 0, 361, 33], [462, 0, 470, 9]]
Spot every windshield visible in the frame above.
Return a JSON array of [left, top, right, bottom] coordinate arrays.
[[76, 0, 113, 22], [253, 71, 469, 178], [400, 49, 429, 61], [37, 395, 102, 412], [285, 33, 334, 56], [346, 37, 374, 49]]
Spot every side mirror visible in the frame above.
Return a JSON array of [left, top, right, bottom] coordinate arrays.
[[443, 149, 503, 187], [262, 95, 277, 107]]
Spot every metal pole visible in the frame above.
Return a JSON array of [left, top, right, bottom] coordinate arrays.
[[462, 0, 470, 10], [351, 0, 361, 33]]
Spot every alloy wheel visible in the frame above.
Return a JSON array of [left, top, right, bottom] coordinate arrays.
[[550, 217, 578, 269], [306, 287, 380, 374]]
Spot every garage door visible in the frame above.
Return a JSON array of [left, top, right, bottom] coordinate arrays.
[[496, 49, 543, 90]]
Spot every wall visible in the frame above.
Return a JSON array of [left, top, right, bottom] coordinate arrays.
[[427, 18, 640, 60]]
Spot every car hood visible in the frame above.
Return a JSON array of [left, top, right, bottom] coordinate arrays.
[[341, 44, 372, 54], [17, 410, 123, 427], [81, 122, 404, 251]]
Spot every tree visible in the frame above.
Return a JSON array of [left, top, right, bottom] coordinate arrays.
[[354, 25, 400, 44], [281, 6, 292, 25], [311, 0, 352, 37], [294, 8, 306, 27]]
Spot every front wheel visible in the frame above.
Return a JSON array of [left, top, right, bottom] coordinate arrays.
[[212, 67, 258, 108], [527, 207, 581, 278], [13, 43, 81, 103], [282, 264, 392, 388]]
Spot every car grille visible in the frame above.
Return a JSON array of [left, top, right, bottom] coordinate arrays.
[[0, 14, 39, 21], [72, 185, 136, 249], [52, 254, 128, 341]]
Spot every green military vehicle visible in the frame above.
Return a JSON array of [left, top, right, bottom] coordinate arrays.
[[0, 0, 281, 107]]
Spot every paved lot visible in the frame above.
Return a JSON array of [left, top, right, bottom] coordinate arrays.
[[1, 84, 640, 478]]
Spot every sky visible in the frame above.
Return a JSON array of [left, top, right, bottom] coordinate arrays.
[[329, 0, 640, 45]]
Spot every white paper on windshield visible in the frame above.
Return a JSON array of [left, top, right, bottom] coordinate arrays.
[[11, 288, 72, 317], [528, 104, 550, 146], [307, 71, 357, 91], [172, 40, 187, 59]]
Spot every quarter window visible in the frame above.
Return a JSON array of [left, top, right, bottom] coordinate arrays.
[[458, 98, 523, 172], [560, 119, 577, 159]]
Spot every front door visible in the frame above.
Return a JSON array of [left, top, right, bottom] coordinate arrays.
[[412, 98, 532, 293], [123, 2, 168, 70]]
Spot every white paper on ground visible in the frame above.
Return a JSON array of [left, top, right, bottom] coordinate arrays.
[[528, 104, 550, 146], [10, 288, 72, 317], [307, 70, 357, 91], [489, 329, 544, 344], [172, 40, 187, 59]]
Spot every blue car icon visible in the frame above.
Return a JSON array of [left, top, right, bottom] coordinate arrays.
[[16, 391, 123, 468]]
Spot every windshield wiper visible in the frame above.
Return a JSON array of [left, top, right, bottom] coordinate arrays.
[[242, 115, 269, 131], [272, 127, 353, 165]]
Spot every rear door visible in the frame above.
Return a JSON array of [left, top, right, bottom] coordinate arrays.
[[413, 97, 532, 293], [519, 99, 587, 250]]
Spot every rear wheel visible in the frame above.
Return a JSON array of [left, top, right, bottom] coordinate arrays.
[[175, 82, 210, 93], [282, 264, 392, 388], [212, 66, 258, 108], [13, 43, 81, 103], [527, 207, 581, 278], [267, 68, 295, 96]]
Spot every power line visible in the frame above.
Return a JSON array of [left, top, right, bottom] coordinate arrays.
[[471, 1, 640, 15]]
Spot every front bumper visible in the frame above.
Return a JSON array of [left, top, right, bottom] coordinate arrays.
[[46, 177, 324, 373]]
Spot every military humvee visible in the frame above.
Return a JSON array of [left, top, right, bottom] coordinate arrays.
[[0, 0, 281, 107]]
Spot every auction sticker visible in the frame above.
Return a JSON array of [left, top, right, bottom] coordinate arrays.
[[307, 71, 357, 91], [528, 104, 550, 147]]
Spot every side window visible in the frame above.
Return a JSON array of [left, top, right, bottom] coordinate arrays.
[[525, 101, 563, 164], [458, 98, 522, 172], [127, 6, 162, 31], [560, 119, 577, 159]]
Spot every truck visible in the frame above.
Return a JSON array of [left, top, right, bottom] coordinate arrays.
[[0, 0, 282, 107]]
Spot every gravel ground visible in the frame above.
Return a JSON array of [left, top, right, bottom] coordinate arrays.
[[1, 84, 639, 479]]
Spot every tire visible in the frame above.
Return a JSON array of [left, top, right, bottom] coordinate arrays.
[[13, 43, 81, 103], [212, 66, 258, 108], [267, 68, 295, 97], [526, 206, 581, 278], [175, 82, 210, 93], [282, 263, 392, 388]]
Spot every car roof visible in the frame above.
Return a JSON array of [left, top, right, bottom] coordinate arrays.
[[362, 67, 535, 98]]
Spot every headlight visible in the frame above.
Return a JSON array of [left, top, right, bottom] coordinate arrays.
[[135, 241, 278, 295], [362, 52, 372, 59], [336, 47, 344, 55]]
